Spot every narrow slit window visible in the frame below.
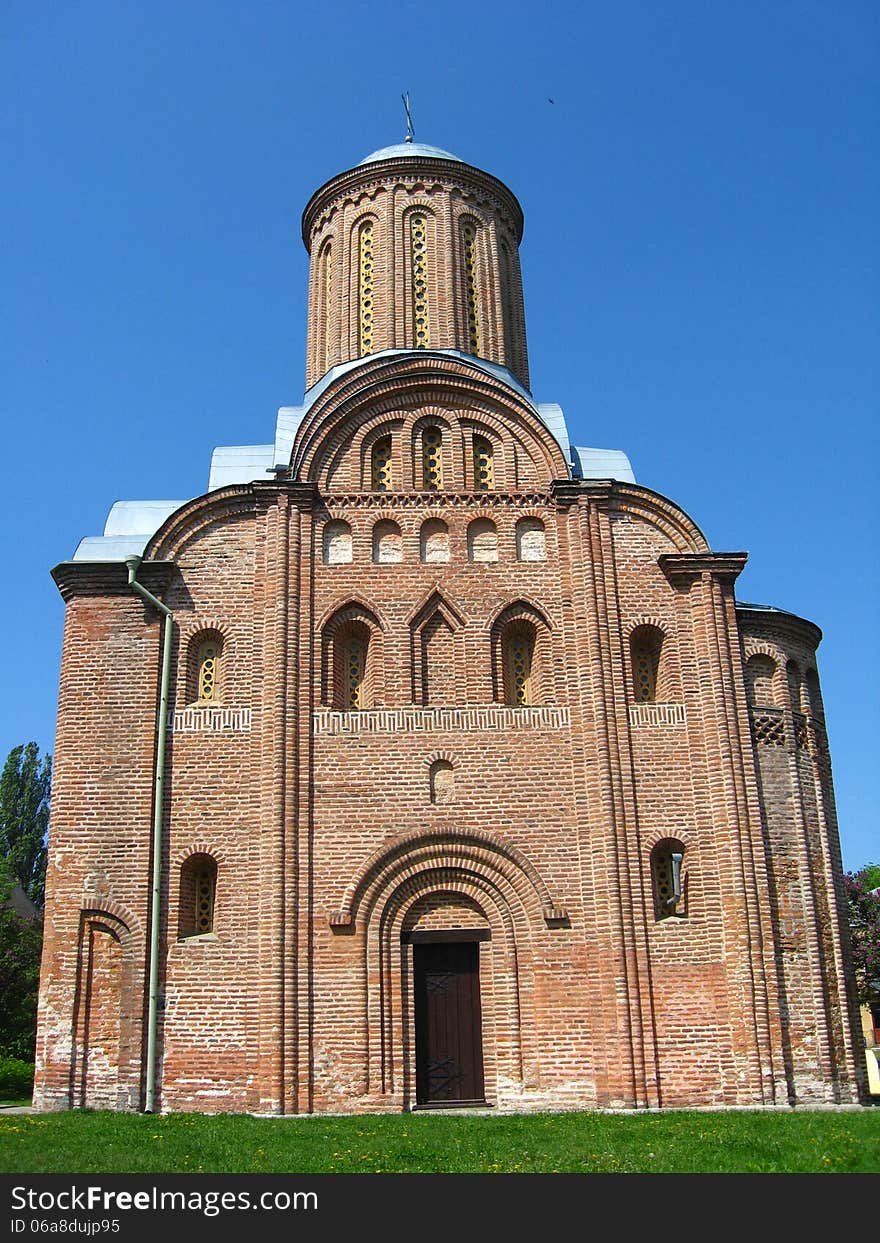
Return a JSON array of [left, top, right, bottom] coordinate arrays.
[[195, 868, 215, 933], [197, 639, 220, 704], [504, 626, 534, 707], [179, 854, 218, 939], [651, 840, 686, 920], [410, 213, 430, 348], [630, 627, 663, 704], [323, 243, 333, 371], [462, 221, 481, 355], [359, 221, 375, 356], [473, 436, 494, 490], [422, 427, 443, 490], [371, 437, 392, 492], [346, 635, 367, 710]]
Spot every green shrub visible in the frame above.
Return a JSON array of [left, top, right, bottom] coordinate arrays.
[[0, 1056, 34, 1100]]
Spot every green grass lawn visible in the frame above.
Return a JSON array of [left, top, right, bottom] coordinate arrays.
[[0, 1108, 877, 1173]]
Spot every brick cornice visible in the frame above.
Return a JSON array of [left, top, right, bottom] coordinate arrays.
[[51, 560, 175, 603], [551, 478, 612, 507], [659, 552, 748, 583], [302, 158, 524, 249], [736, 603, 822, 650]]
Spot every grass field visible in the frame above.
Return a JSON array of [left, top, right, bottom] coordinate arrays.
[[1, 1107, 877, 1174]]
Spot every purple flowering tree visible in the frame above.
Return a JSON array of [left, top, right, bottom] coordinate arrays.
[[845, 864, 880, 1005]]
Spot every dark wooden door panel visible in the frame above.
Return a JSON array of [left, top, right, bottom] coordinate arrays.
[[414, 941, 485, 1105]]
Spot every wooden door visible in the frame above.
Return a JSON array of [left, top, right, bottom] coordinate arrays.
[[414, 940, 485, 1106]]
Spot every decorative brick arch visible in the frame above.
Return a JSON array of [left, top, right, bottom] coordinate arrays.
[[320, 599, 386, 709], [423, 749, 458, 769], [626, 615, 668, 640], [290, 355, 568, 490], [614, 483, 710, 556], [146, 488, 256, 562], [173, 842, 229, 868], [337, 828, 568, 1106], [330, 825, 568, 930], [742, 638, 780, 662], [489, 599, 555, 706], [177, 619, 234, 708], [71, 905, 139, 1111]]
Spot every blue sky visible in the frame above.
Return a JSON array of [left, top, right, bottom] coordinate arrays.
[[3, 2, 877, 868]]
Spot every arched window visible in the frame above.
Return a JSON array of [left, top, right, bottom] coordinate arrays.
[[323, 520, 352, 565], [332, 621, 371, 710], [516, 517, 546, 561], [473, 436, 494, 490], [461, 219, 481, 355], [805, 668, 824, 719], [179, 854, 218, 938], [787, 660, 804, 714], [500, 239, 515, 362], [358, 219, 375, 356], [630, 626, 663, 704], [651, 839, 686, 921], [372, 520, 402, 563], [422, 427, 443, 490], [319, 240, 333, 372], [429, 760, 455, 805], [371, 436, 392, 492], [420, 519, 450, 563], [189, 633, 223, 706], [467, 518, 498, 563], [745, 654, 777, 708], [410, 212, 430, 348], [503, 623, 535, 707]]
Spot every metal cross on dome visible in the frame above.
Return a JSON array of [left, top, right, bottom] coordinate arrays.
[[402, 92, 415, 143]]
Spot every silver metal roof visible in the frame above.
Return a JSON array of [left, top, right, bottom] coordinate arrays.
[[208, 445, 274, 491], [102, 500, 187, 537], [72, 534, 153, 561], [65, 354, 636, 564], [570, 446, 636, 483], [359, 142, 462, 165]]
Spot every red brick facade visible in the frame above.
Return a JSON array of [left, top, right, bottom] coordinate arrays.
[[34, 145, 865, 1114]]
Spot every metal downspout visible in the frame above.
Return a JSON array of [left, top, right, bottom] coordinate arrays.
[[125, 555, 173, 1114]]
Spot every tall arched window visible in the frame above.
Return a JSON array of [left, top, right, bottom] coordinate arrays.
[[331, 621, 372, 710], [503, 623, 535, 707], [179, 854, 218, 938], [410, 212, 430, 348], [473, 436, 494, 490], [371, 436, 392, 492], [630, 626, 663, 703], [358, 220, 375, 356], [190, 634, 223, 706], [422, 427, 443, 490], [344, 631, 367, 709], [429, 760, 455, 804], [461, 220, 481, 355], [467, 518, 498, 563], [787, 660, 805, 714], [319, 240, 333, 372], [500, 239, 515, 363], [651, 839, 686, 921], [745, 654, 777, 708], [805, 668, 823, 719]]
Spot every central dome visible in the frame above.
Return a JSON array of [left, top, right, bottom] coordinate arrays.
[[359, 141, 463, 165]]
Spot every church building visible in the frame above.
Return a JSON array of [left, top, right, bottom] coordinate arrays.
[[34, 139, 865, 1113]]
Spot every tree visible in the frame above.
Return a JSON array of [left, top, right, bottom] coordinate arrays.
[[844, 864, 880, 1006], [0, 863, 43, 1060], [0, 743, 51, 907]]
